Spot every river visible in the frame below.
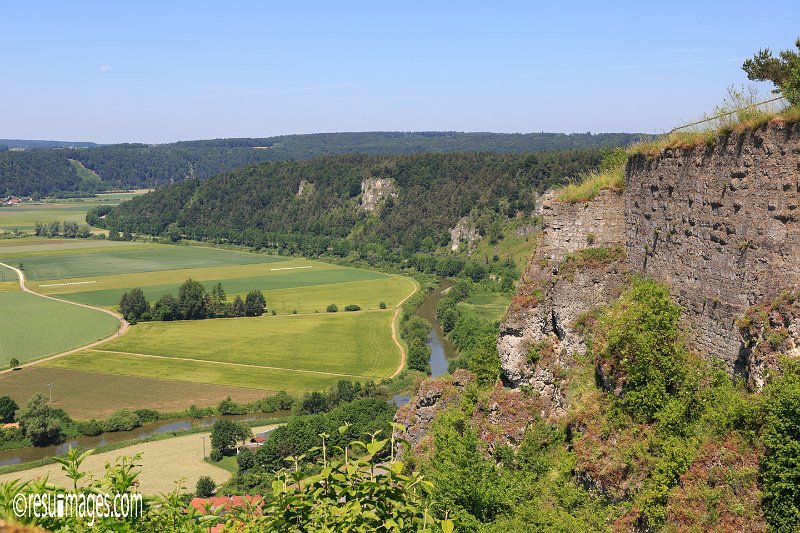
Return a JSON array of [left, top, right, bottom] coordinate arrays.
[[393, 279, 457, 406], [0, 411, 289, 467]]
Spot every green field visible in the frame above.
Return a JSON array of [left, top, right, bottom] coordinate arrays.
[[68, 309, 398, 376], [13, 244, 288, 281], [0, 292, 120, 364], [457, 289, 511, 323], [0, 191, 148, 232], [2, 238, 415, 399], [46, 351, 347, 393]]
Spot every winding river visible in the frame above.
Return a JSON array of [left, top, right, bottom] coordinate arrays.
[[393, 280, 457, 406]]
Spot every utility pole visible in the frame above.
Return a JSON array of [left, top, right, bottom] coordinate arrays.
[[47, 383, 54, 403], [201, 436, 207, 459]]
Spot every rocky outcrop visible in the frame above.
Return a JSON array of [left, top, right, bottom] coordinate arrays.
[[394, 370, 474, 455], [394, 369, 543, 456], [626, 122, 800, 379], [498, 189, 627, 418], [448, 217, 481, 253], [737, 289, 800, 390], [296, 179, 314, 197], [360, 178, 398, 212]]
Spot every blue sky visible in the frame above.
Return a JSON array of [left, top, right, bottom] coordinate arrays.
[[1, 1, 799, 143]]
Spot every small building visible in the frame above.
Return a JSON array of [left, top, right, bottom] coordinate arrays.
[[236, 435, 267, 454]]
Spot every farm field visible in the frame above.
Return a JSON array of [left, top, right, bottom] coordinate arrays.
[[0, 190, 149, 232], [1, 238, 415, 402], [0, 291, 120, 365], [89, 310, 398, 375], [0, 423, 280, 494], [13, 244, 287, 281], [0, 366, 269, 419], [457, 289, 511, 323]]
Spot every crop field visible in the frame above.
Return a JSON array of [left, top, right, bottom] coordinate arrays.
[[45, 308, 404, 391], [1, 238, 415, 402], [14, 244, 288, 281], [0, 291, 120, 365], [0, 366, 269, 419], [0, 191, 149, 232]]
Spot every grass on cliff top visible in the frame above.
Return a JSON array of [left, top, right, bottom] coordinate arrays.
[[555, 97, 800, 203], [556, 149, 626, 203], [630, 103, 800, 158]]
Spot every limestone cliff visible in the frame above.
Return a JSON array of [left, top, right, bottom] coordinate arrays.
[[497, 188, 628, 417], [499, 121, 800, 402], [360, 177, 398, 212], [626, 122, 800, 381], [448, 217, 481, 253]]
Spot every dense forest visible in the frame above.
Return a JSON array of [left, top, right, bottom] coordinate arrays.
[[0, 131, 645, 196], [97, 150, 604, 259]]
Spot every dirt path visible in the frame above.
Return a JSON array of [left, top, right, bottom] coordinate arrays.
[[0, 261, 129, 375], [0, 424, 282, 495], [389, 280, 419, 379]]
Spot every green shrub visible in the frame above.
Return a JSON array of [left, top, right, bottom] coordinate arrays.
[[326, 304, 338, 313], [592, 278, 691, 423], [102, 409, 142, 432], [0, 396, 18, 423], [761, 359, 800, 530], [379, 301, 387, 309], [76, 419, 103, 437], [344, 304, 361, 311], [196, 475, 216, 498]]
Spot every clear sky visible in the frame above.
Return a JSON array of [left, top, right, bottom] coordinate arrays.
[[1, 1, 799, 143]]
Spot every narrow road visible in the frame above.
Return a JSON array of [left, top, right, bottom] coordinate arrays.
[[389, 280, 420, 379], [0, 261, 129, 375]]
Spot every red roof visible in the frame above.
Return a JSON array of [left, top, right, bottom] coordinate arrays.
[[189, 495, 263, 516], [252, 436, 266, 443]]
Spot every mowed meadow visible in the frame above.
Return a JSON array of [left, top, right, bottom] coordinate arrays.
[[0, 238, 415, 418]]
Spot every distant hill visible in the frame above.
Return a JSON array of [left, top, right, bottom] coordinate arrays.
[[0, 139, 99, 149], [98, 149, 606, 257], [0, 131, 649, 196]]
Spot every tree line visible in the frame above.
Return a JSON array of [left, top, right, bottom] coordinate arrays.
[[119, 279, 266, 322], [0, 132, 645, 197], [33, 220, 91, 238]]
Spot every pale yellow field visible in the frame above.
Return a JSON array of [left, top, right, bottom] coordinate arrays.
[[0, 424, 280, 495]]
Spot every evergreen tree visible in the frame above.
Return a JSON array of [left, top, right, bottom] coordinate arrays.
[[228, 295, 246, 317], [244, 289, 266, 316]]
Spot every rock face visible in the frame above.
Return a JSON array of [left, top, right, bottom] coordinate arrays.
[[296, 179, 314, 197], [360, 178, 398, 212], [626, 122, 800, 377], [394, 370, 474, 455], [449, 217, 481, 253], [498, 189, 627, 418]]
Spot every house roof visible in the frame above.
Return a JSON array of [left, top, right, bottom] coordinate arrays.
[[188, 495, 263, 516]]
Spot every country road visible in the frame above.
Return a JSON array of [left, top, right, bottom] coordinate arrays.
[[0, 261, 129, 375]]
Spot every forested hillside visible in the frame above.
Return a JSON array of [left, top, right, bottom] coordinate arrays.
[[0, 131, 644, 196], [97, 150, 604, 258]]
